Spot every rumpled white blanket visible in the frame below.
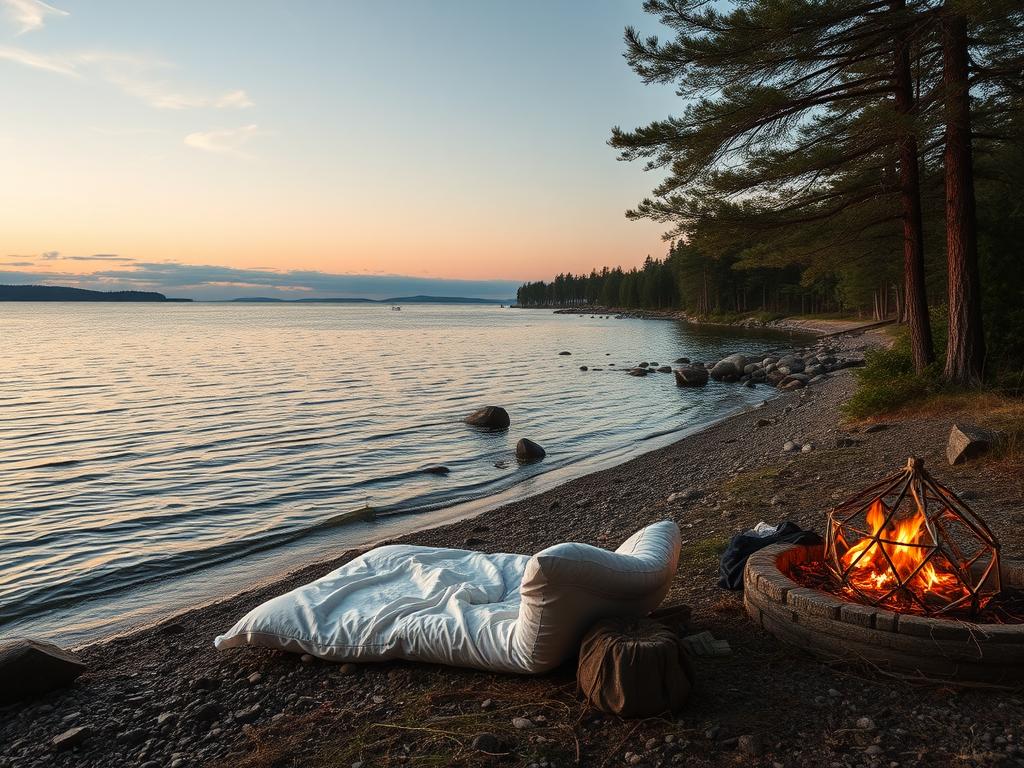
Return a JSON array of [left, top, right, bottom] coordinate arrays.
[[215, 520, 681, 674]]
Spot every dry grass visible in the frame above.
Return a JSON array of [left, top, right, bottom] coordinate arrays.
[[219, 676, 586, 768], [854, 391, 1024, 472]]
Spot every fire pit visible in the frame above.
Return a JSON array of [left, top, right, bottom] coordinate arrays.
[[743, 458, 1024, 684]]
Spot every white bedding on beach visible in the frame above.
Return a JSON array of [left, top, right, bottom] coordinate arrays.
[[213, 520, 681, 674]]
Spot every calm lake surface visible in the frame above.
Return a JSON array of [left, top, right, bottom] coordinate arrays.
[[0, 303, 805, 644]]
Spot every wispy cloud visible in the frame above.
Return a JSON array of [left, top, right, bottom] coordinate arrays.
[[1, 0, 67, 34], [184, 124, 261, 158], [27, 251, 136, 263], [0, 47, 253, 111], [0, 45, 77, 76]]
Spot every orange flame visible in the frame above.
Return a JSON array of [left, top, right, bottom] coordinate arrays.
[[839, 499, 966, 606]]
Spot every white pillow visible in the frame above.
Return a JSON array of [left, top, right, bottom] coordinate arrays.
[[510, 520, 681, 672]]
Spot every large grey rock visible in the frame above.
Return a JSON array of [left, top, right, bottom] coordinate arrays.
[[516, 438, 546, 462], [710, 354, 748, 382], [628, 367, 648, 377], [674, 366, 709, 387], [0, 639, 86, 706], [947, 423, 998, 465], [464, 406, 510, 430]]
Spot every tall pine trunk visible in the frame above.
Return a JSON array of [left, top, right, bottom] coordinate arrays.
[[941, 11, 985, 386], [893, 0, 934, 371]]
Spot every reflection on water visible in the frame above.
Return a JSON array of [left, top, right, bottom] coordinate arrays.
[[0, 303, 803, 642]]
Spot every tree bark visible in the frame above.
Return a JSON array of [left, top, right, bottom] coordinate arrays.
[[941, 11, 985, 386], [893, 0, 935, 371]]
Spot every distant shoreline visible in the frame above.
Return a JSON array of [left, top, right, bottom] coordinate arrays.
[[0, 284, 516, 305], [0, 285, 191, 302]]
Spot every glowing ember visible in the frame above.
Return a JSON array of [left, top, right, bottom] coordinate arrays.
[[824, 457, 1001, 616]]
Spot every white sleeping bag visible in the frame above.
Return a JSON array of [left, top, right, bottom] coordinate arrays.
[[214, 520, 681, 674]]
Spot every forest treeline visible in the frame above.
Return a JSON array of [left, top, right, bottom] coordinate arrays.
[[518, 0, 1023, 384]]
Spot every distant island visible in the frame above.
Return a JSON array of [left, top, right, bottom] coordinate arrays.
[[0, 285, 192, 302], [228, 295, 513, 305]]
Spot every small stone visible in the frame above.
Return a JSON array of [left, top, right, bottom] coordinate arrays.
[[480, 698, 494, 710], [338, 663, 358, 675], [512, 717, 535, 730], [300, 654, 314, 664], [559, 351, 571, 355], [783, 440, 798, 452], [857, 716, 876, 730], [247, 672, 262, 685], [801, 443, 814, 453], [234, 704, 261, 724], [737, 734, 763, 756], [756, 418, 771, 428], [828, 688, 841, 698], [865, 745, 884, 756], [471, 732, 504, 753], [157, 711, 179, 726], [52, 726, 91, 751], [117, 729, 148, 746]]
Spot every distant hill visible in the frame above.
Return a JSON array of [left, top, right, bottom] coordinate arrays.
[[229, 295, 511, 305], [0, 285, 191, 302]]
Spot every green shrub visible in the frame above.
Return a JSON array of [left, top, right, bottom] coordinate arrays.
[[843, 345, 940, 420]]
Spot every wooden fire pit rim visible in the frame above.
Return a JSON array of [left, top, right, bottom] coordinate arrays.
[[744, 541, 1024, 639]]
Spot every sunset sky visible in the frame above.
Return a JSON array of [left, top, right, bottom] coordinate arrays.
[[0, 1, 678, 299]]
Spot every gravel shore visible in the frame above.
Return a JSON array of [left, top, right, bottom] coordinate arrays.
[[4, 325, 1024, 768]]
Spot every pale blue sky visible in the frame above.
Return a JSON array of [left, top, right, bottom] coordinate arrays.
[[0, 1, 681, 299]]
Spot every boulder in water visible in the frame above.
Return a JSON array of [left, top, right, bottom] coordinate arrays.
[[628, 367, 648, 377], [710, 354, 747, 381], [516, 438, 546, 462], [465, 406, 510, 430], [423, 465, 450, 475], [674, 367, 709, 387]]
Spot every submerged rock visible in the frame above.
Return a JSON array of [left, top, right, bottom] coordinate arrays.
[[422, 465, 450, 475], [674, 367, 709, 387], [516, 438, 546, 462], [464, 406, 510, 430], [628, 367, 648, 377], [0, 639, 86, 706], [657, 366, 672, 373]]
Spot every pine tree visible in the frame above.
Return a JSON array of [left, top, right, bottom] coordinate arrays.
[[610, 0, 939, 368]]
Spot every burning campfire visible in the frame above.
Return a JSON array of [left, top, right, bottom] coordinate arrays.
[[821, 457, 1001, 617]]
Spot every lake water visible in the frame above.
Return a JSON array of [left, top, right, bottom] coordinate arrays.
[[0, 303, 804, 644]]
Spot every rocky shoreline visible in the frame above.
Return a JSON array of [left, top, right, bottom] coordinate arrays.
[[5, 325, 1024, 768]]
